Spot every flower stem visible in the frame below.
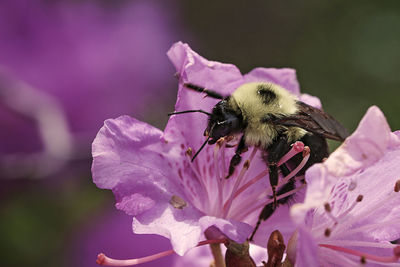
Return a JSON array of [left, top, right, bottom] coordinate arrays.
[[210, 243, 226, 267]]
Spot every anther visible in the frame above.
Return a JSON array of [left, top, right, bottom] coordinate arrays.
[[243, 160, 250, 170], [394, 180, 400, 192], [216, 137, 225, 148], [360, 256, 367, 264], [348, 180, 357, 191], [169, 195, 187, 209], [302, 146, 310, 157], [324, 203, 332, 213], [186, 147, 193, 157], [324, 228, 331, 237]]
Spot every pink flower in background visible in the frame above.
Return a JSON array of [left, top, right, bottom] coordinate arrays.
[[290, 106, 400, 266], [92, 41, 324, 262], [0, 0, 177, 178]]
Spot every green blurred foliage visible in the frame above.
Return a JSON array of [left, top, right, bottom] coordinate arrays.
[[179, 0, 400, 133], [0, 170, 109, 267], [2, 1, 400, 266]]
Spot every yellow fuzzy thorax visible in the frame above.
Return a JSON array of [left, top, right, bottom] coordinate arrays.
[[230, 82, 306, 148]]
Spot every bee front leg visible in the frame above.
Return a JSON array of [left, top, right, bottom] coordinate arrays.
[[226, 135, 246, 179]]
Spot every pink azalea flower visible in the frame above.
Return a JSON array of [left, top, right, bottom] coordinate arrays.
[[290, 106, 400, 266], [92, 42, 323, 264]]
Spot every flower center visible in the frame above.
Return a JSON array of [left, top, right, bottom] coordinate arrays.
[[185, 137, 309, 224], [316, 179, 400, 265]]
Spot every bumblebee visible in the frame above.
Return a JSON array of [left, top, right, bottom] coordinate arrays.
[[170, 82, 349, 240]]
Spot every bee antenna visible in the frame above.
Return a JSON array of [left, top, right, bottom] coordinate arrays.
[[191, 136, 210, 162], [184, 83, 224, 99], [191, 123, 215, 162], [168, 110, 212, 116]]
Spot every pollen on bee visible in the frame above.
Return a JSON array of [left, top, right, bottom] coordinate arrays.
[[302, 146, 310, 157], [216, 137, 225, 148]]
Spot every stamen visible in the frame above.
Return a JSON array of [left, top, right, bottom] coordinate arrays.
[[324, 202, 338, 225], [360, 256, 367, 264], [321, 240, 398, 250], [96, 251, 175, 266], [394, 180, 400, 192], [233, 146, 310, 201], [232, 169, 269, 199], [96, 239, 227, 266], [324, 203, 332, 213], [213, 139, 224, 216], [333, 193, 397, 238], [220, 140, 227, 179], [335, 219, 400, 238], [348, 180, 357, 191], [235, 183, 306, 220], [315, 194, 363, 235], [324, 228, 331, 237], [319, 244, 400, 264], [279, 148, 310, 184], [231, 147, 311, 220], [277, 141, 304, 166], [185, 147, 193, 157], [222, 147, 257, 218]]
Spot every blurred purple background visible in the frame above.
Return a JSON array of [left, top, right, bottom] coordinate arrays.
[[0, 0, 180, 266]]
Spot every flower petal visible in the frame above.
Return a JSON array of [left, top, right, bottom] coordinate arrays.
[[92, 115, 197, 215], [299, 93, 322, 109], [324, 106, 397, 177], [291, 106, 400, 225], [295, 227, 320, 267], [167, 42, 243, 93], [199, 216, 252, 244], [244, 67, 300, 96], [132, 204, 203, 256]]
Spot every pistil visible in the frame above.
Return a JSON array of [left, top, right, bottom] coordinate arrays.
[[96, 238, 227, 266]]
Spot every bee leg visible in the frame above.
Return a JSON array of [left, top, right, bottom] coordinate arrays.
[[249, 177, 296, 241], [226, 135, 246, 179], [265, 135, 291, 208], [249, 202, 275, 241], [279, 163, 290, 177]]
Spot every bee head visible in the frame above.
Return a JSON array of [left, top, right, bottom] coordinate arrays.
[[206, 99, 243, 144]]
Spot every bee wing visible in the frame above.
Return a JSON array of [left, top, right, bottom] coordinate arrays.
[[273, 101, 350, 141]]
